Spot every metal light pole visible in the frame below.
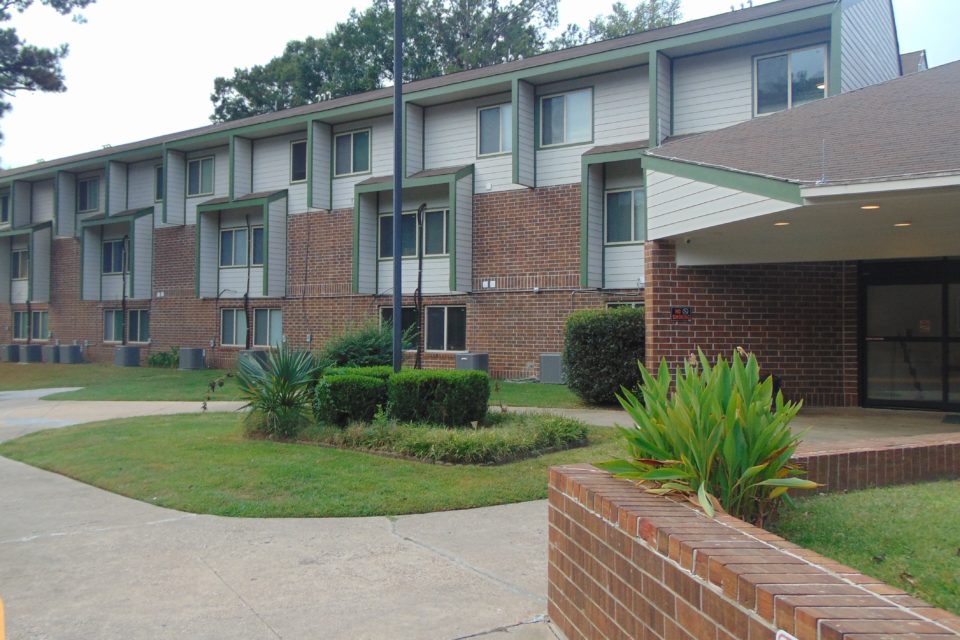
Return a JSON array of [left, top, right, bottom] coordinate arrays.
[[391, 0, 404, 372]]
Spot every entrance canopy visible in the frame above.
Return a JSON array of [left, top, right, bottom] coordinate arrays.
[[643, 60, 960, 266]]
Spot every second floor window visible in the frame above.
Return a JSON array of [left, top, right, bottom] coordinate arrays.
[[755, 46, 827, 115], [378, 210, 448, 259], [11, 249, 28, 280], [334, 130, 370, 176], [219, 226, 264, 267], [155, 165, 164, 202], [541, 88, 592, 147], [77, 177, 100, 212], [605, 189, 646, 244], [0, 192, 9, 224], [478, 104, 512, 156], [102, 239, 127, 274], [290, 140, 307, 183], [187, 157, 214, 196]]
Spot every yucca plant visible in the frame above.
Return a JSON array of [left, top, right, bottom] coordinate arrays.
[[597, 349, 819, 525], [237, 346, 319, 439]]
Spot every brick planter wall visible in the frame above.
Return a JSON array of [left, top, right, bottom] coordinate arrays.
[[644, 240, 859, 407], [549, 464, 960, 640]]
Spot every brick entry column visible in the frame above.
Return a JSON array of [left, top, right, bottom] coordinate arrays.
[[643, 240, 859, 407]]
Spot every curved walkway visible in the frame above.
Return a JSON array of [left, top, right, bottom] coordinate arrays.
[[0, 390, 557, 639]]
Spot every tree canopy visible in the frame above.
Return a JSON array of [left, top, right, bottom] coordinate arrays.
[[0, 0, 96, 139], [210, 0, 682, 123]]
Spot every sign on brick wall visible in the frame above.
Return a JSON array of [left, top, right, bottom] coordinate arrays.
[[670, 306, 692, 322]]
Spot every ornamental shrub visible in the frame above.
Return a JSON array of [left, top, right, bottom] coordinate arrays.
[[387, 369, 490, 426], [322, 365, 393, 381], [318, 321, 392, 368], [562, 307, 645, 405], [237, 345, 318, 439], [597, 349, 818, 526], [147, 347, 179, 368], [314, 374, 389, 426]]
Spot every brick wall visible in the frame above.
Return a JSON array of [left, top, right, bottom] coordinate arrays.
[[645, 240, 859, 407], [548, 464, 960, 640]]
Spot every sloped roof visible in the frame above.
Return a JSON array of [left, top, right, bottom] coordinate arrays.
[[647, 60, 960, 186], [900, 50, 927, 75]]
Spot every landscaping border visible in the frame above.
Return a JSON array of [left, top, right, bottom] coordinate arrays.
[[548, 456, 960, 640]]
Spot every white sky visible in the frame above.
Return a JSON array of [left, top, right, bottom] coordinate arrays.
[[2, 0, 956, 169]]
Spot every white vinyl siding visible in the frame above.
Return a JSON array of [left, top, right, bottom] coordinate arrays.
[[131, 214, 153, 300], [12, 181, 31, 228], [80, 227, 100, 300], [0, 238, 10, 302], [454, 173, 472, 292], [233, 136, 253, 198], [163, 149, 186, 226], [29, 226, 51, 303], [645, 170, 799, 240], [841, 0, 900, 92], [310, 121, 332, 210], [673, 31, 830, 136], [516, 81, 535, 188], [100, 227, 130, 301], [537, 68, 648, 187], [253, 132, 307, 212], [424, 92, 518, 193], [656, 52, 672, 142], [217, 210, 264, 299], [405, 103, 424, 176], [55, 172, 75, 236], [107, 161, 127, 216], [266, 197, 286, 297], [31, 180, 54, 224], [196, 212, 219, 298], [332, 117, 392, 210], [127, 160, 162, 210], [355, 193, 377, 294], [374, 189, 451, 295], [585, 164, 603, 289]]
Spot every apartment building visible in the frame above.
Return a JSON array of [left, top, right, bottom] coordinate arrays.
[[3, 0, 939, 410]]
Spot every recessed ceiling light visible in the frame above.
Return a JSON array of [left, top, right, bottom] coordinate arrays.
[[816, 83, 826, 90], [773, 221, 791, 226], [861, 204, 881, 210], [894, 222, 912, 227]]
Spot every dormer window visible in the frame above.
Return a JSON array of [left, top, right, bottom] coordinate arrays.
[[755, 46, 827, 115]]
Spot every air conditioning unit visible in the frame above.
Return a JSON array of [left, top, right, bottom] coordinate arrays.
[[42, 345, 59, 363], [178, 348, 205, 370], [58, 345, 82, 364], [114, 345, 141, 367], [1, 344, 20, 362], [540, 353, 566, 384], [20, 344, 42, 363], [455, 352, 489, 372]]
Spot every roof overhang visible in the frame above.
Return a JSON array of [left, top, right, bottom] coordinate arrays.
[[196, 190, 288, 214], [0, 220, 52, 238], [80, 207, 153, 228], [355, 165, 474, 194]]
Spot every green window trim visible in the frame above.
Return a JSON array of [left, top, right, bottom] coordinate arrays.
[[539, 87, 593, 148], [603, 188, 647, 245], [753, 44, 828, 116], [187, 156, 215, 197], [377, 209, 449, 260], [101, 238, 128, 275], [477, 103, 513, 157], [218, 225, 264, 268], [290, 139, 308, 184], [333, 129, 372, 177]]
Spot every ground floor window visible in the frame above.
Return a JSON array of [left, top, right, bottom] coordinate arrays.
[[606, 302, 643, 309], [12, 311, 27, 340], [604, 189, 645, 244], [30, 311, 49, 340], [380, 306, 418, 349], [128, 309, 150, 343], [221, 308, 247, 347], [103, 309, 124, 342], [253, 308, 282, 347], [425, 306, 466, 352]]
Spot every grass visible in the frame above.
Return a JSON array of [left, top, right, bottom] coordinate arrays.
[[0, 362, 243, 401], [0, 413, 621, 517], [0, 362, 584, 408], [770, 481, 960, 615]]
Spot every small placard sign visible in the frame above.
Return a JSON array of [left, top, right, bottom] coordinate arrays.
[[671, 306, 693, 322], [776, 631, 799, 640]]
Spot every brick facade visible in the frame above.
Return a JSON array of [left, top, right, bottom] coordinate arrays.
[[549, 463, 960, 640], [644, 240, 859, 407], [0, 186, 645, 376]]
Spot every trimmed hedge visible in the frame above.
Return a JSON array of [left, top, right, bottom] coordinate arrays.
[[323, 365, 393, 380], [563, 307, 645, 405], [387, 369, 490, 426], [314, 374, 388, 426]]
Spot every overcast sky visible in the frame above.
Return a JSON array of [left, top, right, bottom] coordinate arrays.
[[2, 0, 956, 169]]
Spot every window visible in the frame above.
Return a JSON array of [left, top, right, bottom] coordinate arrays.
[[77, 177, 100, 212], [607, 302, 643, 309], [253, 308, 282, 347], [102, 239, 127, 274], [540, 88, 592, 147], [604, 189, 646, 244], [219, 226, 263, 267], [128, 309, 149, 343], [290, 140, 307, 183], [103, 309, 123, 342], [755, 46, 826, 115], [334, 130, 371, 176], [11, 249, 28, 280], [380, 306, 418, 349], [12, 311, 27, 340], [221, 308, 247, 347], [187, 157, 215, 196], [0, 192, 9, 224], [154, 165, 164, 202], [30, 311, 49, 340], [425, 306, 466, 352], [378, 210, 448, 259], [478, 104, 512, 156]]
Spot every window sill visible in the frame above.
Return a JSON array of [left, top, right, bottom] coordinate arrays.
[[186, 193, 215, 199], [537, 139, 593, 151], [477, 151, 511, 159], [333, 171, 372, 179], [604, 241, 646, 247], [289, 179, 307, 185]]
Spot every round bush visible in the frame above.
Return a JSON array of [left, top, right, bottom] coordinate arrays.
[[387, 369, 489, 426], [562, 307, 645, 405], [314, 374, 388, 426]]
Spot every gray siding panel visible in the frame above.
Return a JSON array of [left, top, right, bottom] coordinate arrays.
[[233, 136, 253, 198], [133, 215, 152, 300], [81, 227, 100, 301], [0, 238, 9, 302], [516, 81, 535, 187], [253, 133, 306, 213], [55, 172, 75, 237], [356, 193, 377, 294], [197, 213, 219, 298], [841, 0, 900, 92], [267, 197, 286, 297], [657, 52, 672, 141], [455, 174, 472, 292], [587, 163, 603, 289], [127, 160, 158, 210], [30, 225, 51, 303], [107, 161, 127, 216], [406, 103, 424, 177], [604, 244, 645, 289], [164, 150, 186, 226], [31, 180, 54, 224], [12, 181, 31, 228], [311, 121, 331, 210]]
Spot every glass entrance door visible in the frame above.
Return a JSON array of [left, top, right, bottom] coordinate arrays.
[[862, 260, 960, 410]]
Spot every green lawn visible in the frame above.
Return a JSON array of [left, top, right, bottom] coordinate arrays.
[[0, 362, 582, 408], [0, 413, 621, 517], [0, 363, 243, 401], [770, 481, 960, 615]]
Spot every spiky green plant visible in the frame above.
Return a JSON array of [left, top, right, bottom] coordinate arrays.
[[597, 349, 819, 525], [237, 346, 318, 439]]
